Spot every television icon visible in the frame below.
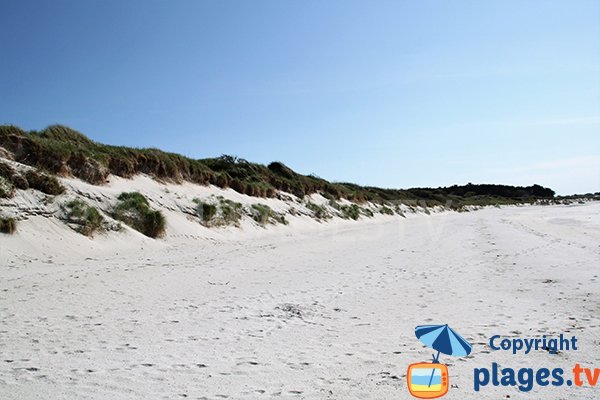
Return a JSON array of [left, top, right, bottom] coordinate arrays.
[[406, 362, 449, 399]]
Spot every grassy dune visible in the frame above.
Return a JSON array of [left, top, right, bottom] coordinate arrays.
[[0, 124, 556, 207]]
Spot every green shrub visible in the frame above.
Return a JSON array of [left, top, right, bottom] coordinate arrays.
[[250, 203, 288, 226], [0, 216, 16, 234], [25, 170, 65, 195], [362, 207, 374, 217], [218, 196, 243, 226], [64, 199, 105, 236], [394, 204, 406, 217], [65, 199, 86, 218], [306, 202, 330, 220], [116, 191, 149, 206], [340, 204, 361, 220], [194, 196, 244, 227], [112, 192, 165, 238], [142, 210, 166, 238], [327, 199, 341, 210], [251, 203, 271, 225], [192, 198, 218, 223], [201, 202, 217, 221], [321, 191, 335, 201], [380, 205, 394, 215]]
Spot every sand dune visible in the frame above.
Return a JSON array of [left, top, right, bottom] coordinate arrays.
[[1, 201, 598, 399]]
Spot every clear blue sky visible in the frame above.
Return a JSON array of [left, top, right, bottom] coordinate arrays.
[[1, 1, 599, 194]]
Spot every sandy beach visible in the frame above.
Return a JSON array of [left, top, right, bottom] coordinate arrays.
[[2, 1, 599, 398], [1, 202, 598, 399]]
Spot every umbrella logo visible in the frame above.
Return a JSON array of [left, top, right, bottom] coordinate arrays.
[[407, 324, 473, 399]]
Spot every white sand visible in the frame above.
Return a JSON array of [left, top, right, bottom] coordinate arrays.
[[1, 177, 599, 398]]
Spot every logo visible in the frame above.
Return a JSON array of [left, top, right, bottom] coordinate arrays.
[[407, 362, 449, 399], [474, 333, 599, 393], [407, 324, 473, 399]]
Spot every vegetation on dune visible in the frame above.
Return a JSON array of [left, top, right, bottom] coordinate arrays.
[[306, 202, 331, 220], [361, 207, 374, 218], [192, 196, 287, 227], [0, 162, 27, 197], [193, 196, 243, 227], [394, 204, 406, 217], [0, 161, 64, 197], [112, 192, 165, 238], [0, 124, 557, 206], [193, 199, 218, 223], [24, 170, 65, 195], [0, 215, 16, 234], [218, 197, 243, 226], [251, 203, 271, 225], [339, 204, 361, 220], [63, 199, 106, 236], [0, 125, 340, 199], [328, 199, 341, 210], [0, 124, 580, 238], [379, 205, 395, 215], [250, 203, 288, 226]]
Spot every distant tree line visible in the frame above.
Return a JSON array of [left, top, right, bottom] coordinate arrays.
[[434, 183, 555, 199]]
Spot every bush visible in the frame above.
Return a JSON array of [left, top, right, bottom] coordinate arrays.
[[0, 216, 16, 234], [306, 202, 331, 220], [112, 192, 165, 238], [194, 196, 244, 227], [64, 199, 105, 236], [250, 203, 288, 226], [380, 205, 394, 215], [201, 202, 218, 222], [340, 204, 361, 220], [117, 191, 148, 206], [251, 203, 271, 225], [268, 161, 296, 180], [219, 197, 243, 226], [192, 198, 218, 223], [394, 204, 406, 218], [25, 170, 65, 195], [328, 199, 341, 210]]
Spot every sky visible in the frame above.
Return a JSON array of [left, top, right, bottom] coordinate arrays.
[[1, 0, 599, 195]]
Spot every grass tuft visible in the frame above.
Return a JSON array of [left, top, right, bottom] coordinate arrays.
[[112, 192, 165, 238], [193, 196, 243, 227], [192, 198, 218, 224], [250, 203, 288, 226], [63, 199, 105, 236], [218, 197, 243, 226], [251, 203, 271, 225], [0, 216, 16, 234], [306, 202, 331, 220], [339, 204, 361, 220], [380, 205, 395, 215]]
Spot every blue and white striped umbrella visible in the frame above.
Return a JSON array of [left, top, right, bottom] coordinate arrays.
[[415, 324, 472, 359]]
